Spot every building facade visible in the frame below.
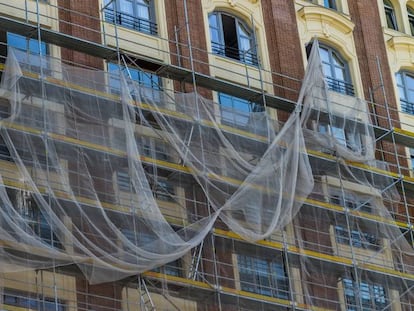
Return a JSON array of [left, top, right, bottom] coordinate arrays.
[[0, 0, 413, 310]]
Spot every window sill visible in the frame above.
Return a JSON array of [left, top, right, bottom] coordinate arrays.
[[209, 54, 264, 90], [103, 22, 168, 62]]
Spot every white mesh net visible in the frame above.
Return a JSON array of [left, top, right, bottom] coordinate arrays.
[[1, 41, 413, 311], [0, 45, 314, 284]]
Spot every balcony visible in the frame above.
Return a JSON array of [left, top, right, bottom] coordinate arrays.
[[104, 8, 158, 35], [211, 41, 258, 66], [325, 76, 354, 96]]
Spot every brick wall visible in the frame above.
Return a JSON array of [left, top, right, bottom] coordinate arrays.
[[165, 0, 212, 98], [348, 0, 408, 169], [77, 279, 122, 311], [261, 0, 304, 121], [58, 0, 103, 69]]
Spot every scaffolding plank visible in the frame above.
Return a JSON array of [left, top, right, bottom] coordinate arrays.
[[0, 17, 296, 110], [0, 15, 117, 59]]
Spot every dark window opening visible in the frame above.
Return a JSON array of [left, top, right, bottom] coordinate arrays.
[[329, 192, 373, 213], [408, 6, 414, 35], [335, 226, 380, 251], [116, 170, 176, 202], [384, 0, 398, 30], [237, 253, 289, 300], [209, 12, 258, 66], [324, 0, 337, 10], [343, 278, 387, 310], [11, 190, 62, 249]]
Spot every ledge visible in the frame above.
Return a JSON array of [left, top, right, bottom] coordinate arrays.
[[298, 5, 354, 35]]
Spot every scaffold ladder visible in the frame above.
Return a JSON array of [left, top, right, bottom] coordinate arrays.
[[139, 277, 156, 311], [188, 240, 204, 280]]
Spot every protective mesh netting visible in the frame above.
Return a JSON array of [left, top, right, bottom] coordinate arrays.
[[0, 39, 413, 303], [0, 44, 314, 283]]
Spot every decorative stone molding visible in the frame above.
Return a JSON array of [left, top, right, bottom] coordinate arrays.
[[227, 0, 258, 7]]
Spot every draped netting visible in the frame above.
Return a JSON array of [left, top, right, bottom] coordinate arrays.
[[295, 41, 414, 309], [0, 44, 314, 283]]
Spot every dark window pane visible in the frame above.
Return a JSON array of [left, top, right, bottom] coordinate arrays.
[[209, 12, 257, 65]]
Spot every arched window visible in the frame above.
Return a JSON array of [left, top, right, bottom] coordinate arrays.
[[384, 0, 398, 30], [396, 71, 414, 114], [319, 45, 354, 96], [408, 6, 414, 35], [208, 11, 258, 66]]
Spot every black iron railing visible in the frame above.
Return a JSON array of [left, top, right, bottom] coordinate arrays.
[[325, 76, 355, 96], [401, 100, 414, 115], [211, 41, 258, 66], [105, 8, 158, 35]]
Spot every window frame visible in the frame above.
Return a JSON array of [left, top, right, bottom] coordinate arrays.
[[121, 228, 183, 276], [342, 278, 387, 310], [116, 170, 176, 202], [104, 0, 157, 35], [328, 188, 373, 213], [236, 253, 289, 300], [218, 92, 264, 128], [14, 190, 62, 249], [324, 0, 337, 10], [7, 32, 49, 74], [317, 123, 364, 154], [334, 225, 380, 251], [318, 44, 354, 96], [408, 6, 414, 36], [396, 70, 414, 115], [107, 62, 162, 102], [384, 0, 398, 30], [208, 11, 258, 66]]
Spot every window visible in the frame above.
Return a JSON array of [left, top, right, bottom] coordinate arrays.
[[104, 0, 157, 35], [317, 123, 364, 154], [329, 190, 372, 213], [384, 0, 398, 30], [324, 0, 337, 10], [122, 229, 182, 276], [108, 63, 161, 102], [319, 45, 354, 96], [396, 71, 414, 114], [4, 289, 66, 311], [0, 135, 53, 169], [237, 254, 289, 299], [117, 170, 132, 192], [209, 12, 258, 65], [153, 179, 176, 202], [335, 226, 380, 251], [138, 136, 171, 162], [7, 32, 48, 73], [218, 92, 263, 127], [15, 191, 62, 249], [408, 6, 414, 36], [343, 278, 387, 310], [116, 171, 175, 202]]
